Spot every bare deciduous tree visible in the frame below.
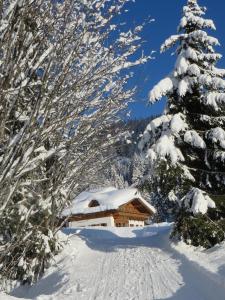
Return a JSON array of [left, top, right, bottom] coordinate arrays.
[[0, 0, 149, 285]]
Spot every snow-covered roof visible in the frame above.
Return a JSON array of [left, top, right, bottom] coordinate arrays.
[[62, 187, 156, 216]]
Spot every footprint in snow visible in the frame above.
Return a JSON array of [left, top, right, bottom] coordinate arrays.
[[63, 282, 86, 295]]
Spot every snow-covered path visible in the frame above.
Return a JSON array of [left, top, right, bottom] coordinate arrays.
[[6, 224, 225, 300], [79, 242, 185, 300]]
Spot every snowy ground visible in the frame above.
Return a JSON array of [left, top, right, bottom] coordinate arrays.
[[1, 223, 225, 300]]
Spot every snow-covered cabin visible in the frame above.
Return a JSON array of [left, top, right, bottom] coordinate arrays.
[[62, 187, 155, 227]]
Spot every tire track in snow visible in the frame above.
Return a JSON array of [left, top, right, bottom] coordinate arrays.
[[88, 249, 116, 300], [62, 238, 220, 300], [144, 248, 183, 299], [86, 244, 184, 300], [11, 227, 225, 300]]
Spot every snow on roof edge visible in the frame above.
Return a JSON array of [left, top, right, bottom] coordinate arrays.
[[62, 187, 156, 217]]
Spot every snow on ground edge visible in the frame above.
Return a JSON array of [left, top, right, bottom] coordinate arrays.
[[171, 240, 225, 289]]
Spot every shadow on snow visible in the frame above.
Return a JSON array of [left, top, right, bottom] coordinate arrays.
[[11, 224, 225, 300]]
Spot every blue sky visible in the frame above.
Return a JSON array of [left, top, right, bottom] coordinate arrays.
[[123, 0, 225, 120]]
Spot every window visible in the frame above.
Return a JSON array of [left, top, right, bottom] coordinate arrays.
[[88, 200, 100, 207], [90, 223, 107, 227]]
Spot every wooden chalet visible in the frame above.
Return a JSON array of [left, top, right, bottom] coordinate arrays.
[[62, 187, 155, 227]]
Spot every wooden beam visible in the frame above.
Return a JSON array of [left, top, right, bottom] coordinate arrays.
[[68, 210, 116, 221], [114, 211, 150, 221]]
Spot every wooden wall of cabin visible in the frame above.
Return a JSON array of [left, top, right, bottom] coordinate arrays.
[[113, 199, 151, 227], [113, 214, 129, 227]]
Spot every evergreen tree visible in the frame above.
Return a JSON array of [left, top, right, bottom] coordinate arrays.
[[140, 0, 225, 247], [92, 117, 155, 190]]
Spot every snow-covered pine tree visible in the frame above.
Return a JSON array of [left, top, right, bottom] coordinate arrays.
[[139, 0, 225, 247]]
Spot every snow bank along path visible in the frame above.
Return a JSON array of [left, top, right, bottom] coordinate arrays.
[[3, 223, 225, 300]]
